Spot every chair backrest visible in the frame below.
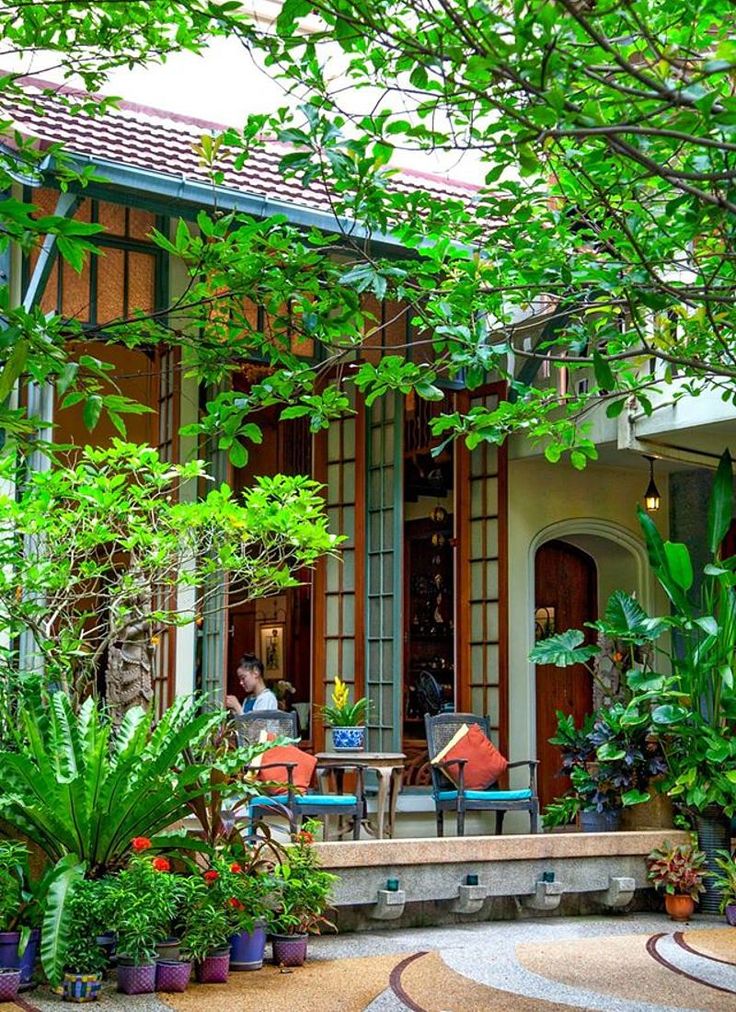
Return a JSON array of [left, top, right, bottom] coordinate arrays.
[[424, 712, 492, 793], [233, 709, 298, 747]]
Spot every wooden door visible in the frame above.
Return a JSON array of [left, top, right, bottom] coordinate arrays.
[[535, 540, 597, 809]]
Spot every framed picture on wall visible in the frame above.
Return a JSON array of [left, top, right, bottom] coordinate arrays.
[[260, 623, 285, 681]]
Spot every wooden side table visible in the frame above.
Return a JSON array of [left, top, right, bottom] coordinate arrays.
[[315, 752, 406, 839]]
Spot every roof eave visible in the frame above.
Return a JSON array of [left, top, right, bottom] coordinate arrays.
[[45, 151, 410, 253]]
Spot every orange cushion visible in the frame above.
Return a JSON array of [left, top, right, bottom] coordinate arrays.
[[431, 723, 507, 790], [256, 742, 317, 795]]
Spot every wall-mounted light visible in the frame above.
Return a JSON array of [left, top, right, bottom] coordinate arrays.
[[643, 455, 661, 512]]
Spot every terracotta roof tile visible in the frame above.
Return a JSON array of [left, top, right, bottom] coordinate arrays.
[[1, 76, 480, 220]]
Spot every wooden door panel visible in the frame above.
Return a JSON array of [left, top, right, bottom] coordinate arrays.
[[535, 540, 597, 809]]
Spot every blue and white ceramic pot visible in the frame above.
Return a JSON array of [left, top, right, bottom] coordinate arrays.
[[331, 726, 365, 751]]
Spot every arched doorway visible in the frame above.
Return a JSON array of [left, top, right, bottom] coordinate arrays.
[[534, 539, 597, 808]]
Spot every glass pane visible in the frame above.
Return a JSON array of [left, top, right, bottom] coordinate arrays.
[[128, 251, 155, 314], [128, 206, 155, 239], [326, 596, 340, 637], [343, 462, 355, 501], [326, 556, 340, 592], [325, 640, 339, 673], [341, 639, 355, 678], [485, 519, 499, 555], [327, 420, 341, 461], [97, 200, 127, 235], [39, 259, 58, 314], [342, 548, 355, 591], [485, 645, 500, 682], [342, 597, 355, 637], [96, 246, 125, 323], [61, 261, 91, 322], [327, 463, 341, 499]]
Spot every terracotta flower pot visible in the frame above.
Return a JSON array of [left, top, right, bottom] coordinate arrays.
[[665, 893, 695, 922], [272, 933, 308, 967], [0, 968, 21, 1003], [116, 961, 156, 994], [62, 972, 103, 1003], [195, 951, 230, 984], [155, 959, 191, 992]]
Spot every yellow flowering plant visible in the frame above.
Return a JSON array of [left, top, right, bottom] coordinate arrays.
[[320, 676, 369, 727]]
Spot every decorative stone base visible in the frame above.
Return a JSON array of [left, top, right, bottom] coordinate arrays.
[[313, 830, 688, 931]]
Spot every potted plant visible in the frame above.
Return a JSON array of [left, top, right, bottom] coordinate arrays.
[[106, 844, 178, 995], [646, 839, 708, 922], [710, 851, 736, 926], [222, 855, 281, 972], [179, 871, 232, 984], [269, 823, 337, 967], [0, 840, 41, 988], [321, 675, 369, 750], [59, 881, 108, 1003], [541, 705, 666, 832]]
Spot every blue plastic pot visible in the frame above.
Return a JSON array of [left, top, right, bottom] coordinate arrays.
[[229, 924, 267, 971], [0, 930, 40, 986]]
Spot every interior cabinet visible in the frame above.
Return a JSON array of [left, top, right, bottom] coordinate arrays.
[[403, 515, 455, 739]]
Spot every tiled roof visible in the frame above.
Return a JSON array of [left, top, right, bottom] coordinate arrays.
[[1, 76, 480, 219]]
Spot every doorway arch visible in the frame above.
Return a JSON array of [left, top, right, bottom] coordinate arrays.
[[529, 518, 652, 807]]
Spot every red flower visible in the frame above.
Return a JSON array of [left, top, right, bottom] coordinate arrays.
[[152, 857, 170, 873], [295, 830, 314, 845], [203, 870, 220, 883], [132, 837, 151, 852], [228, 897, 244, 910], [230, 862, 243, 874]]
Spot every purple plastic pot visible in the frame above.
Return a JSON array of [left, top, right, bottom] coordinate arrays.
[[0, 968, 21, 1002], [195, 951, 230, 984], [0, 929, 40, 985], [272, 933, 308, 967], [155, 959, 192, 992], [116, 962, 156, 995], [229, 923, 267, 971], [726, 903, 736, 926]]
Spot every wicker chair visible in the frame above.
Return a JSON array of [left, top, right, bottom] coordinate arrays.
[[424, 712, 539, 836], [234, 710, 364, 840]]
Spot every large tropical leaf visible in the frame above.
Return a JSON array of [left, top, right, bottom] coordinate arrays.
[[40, 856, 85, 986], [637, 507, 692, 616], [708, 450, 734, 558], [529, 629, 600, 667], [598, 590, 666, 642]]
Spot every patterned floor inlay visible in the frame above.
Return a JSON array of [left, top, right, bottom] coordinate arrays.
[[515, 929, 736, 1011]]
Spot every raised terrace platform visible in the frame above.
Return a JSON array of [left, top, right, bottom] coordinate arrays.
[[313, 830, 689, 929]]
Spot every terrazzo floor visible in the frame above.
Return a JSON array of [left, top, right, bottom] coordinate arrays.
[[5, 914, 735, 1012]]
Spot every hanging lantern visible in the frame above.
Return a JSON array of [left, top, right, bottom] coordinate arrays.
[[643, 455, 661, 512]]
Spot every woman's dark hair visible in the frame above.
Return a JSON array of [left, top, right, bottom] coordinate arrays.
[[238, 653, 264, 679]]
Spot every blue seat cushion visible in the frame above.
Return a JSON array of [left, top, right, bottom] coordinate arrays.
[[437, 789, 533, 802], [249, 794, 358, 808]]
